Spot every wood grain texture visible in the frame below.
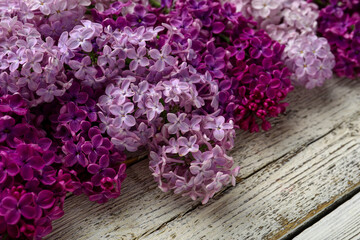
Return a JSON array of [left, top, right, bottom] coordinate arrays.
[[294, 192, 360, 240], [47, 77, 360, 240], [142, 115, 360, 240]]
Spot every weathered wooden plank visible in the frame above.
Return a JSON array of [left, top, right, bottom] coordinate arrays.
[[47, 77, 360, 240], [141, 115, 360, 240], [294, 192, 360, 240]]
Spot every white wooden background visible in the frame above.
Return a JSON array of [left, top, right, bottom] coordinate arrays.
[[47, 77, 360, 240]]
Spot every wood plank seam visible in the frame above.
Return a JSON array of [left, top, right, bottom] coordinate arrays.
[[282, 182, 360, 240]]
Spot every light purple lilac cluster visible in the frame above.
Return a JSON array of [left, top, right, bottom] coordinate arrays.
[[0, 94, 68, 239], [228, 0, 336, 89], [86, 4, 239, 203], [315, 0, 360, 78], [0, 17, 69, 106]]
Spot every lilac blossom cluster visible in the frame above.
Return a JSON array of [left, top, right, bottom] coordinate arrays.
[[315, 0, 360, 78], [43, 82, 128, 204], [0, 94, 67, 239], [228, 0, 336, 89], [160, 0, 293, 132], [86, 4, 239, 203], [0, 17, 69, 106]]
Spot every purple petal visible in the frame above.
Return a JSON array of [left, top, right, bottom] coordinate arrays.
[[38, 138, 52, 151], [77, 154, 88, 167], [99, 155, 109, 168], [7, 162, 20, 176], [124, 115, 136, 127], [5, 209, 20, 225], [18, 193, 33, 207], [21, 165, 33, 180], [2, 196, 17, 209], [20, 206, 36, 219], [91, 134, 103, 148], [212, 22, 225, 34], [70, 121, 81, 132], [64, 154, 77, 167], [81, 142, 93, 154], [29, 156, 45, 170], [37, 190, 55, 209], [87, 164, 100, 174], [213, 129, 225, 141]]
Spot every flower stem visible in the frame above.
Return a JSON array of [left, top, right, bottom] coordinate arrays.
[[219, 34, 230, 44]]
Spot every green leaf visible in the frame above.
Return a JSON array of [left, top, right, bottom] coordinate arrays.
[[149, 0, 161, 8]]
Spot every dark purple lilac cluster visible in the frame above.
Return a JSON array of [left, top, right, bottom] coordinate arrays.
[[0, 94, 67, 240], [48, 82, 127, 204], [316, 0, 360, 78]]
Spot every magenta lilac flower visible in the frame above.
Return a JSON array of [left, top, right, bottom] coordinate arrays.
[[0, 94, 67, 240]]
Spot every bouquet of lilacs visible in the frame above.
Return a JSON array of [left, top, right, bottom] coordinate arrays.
[[0, 0, 300, 239], [313, 0, 360, 78], [227, 0, 336, 88]]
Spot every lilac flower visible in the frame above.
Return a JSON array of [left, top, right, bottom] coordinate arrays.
[[0, 193, 37, 225], [250, 37, 273, 59], [149, 44, 176, 71], [0, 154, 20, 184], [7, 48, 27, 72], [126, 5, 157, 27], [60, 82, 88, 105], [189, 159, 214, 185], [178, 136, 199, 156], [109, 102, 136, 128], [69, 56, 97, 80], [203, 55, 225, 78], [87, 155, 116, 186], [29, 0, 52, 15], [251, 0, 280, 18], [0, 116, 16, 143], [257, 75, 281, 99], [295, 55, 317, 78], [166, 113, 189, 135], [97, 45, 119, 68], [204, 116, 233, 141], [132, 81, 149, 103], [145, 97, 164, 121], [82, 134, 110, 163], [67, 28, 95, 52], [126, 46, 150, 71], [58, 102, 87, 132], [36, 84, 64, 103], [228, 39, 249, 61], [23, 50, 43, 74], [63, 138, 87, 167]]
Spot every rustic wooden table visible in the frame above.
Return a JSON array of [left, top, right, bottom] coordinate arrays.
[[47, 77, 360, 240]]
